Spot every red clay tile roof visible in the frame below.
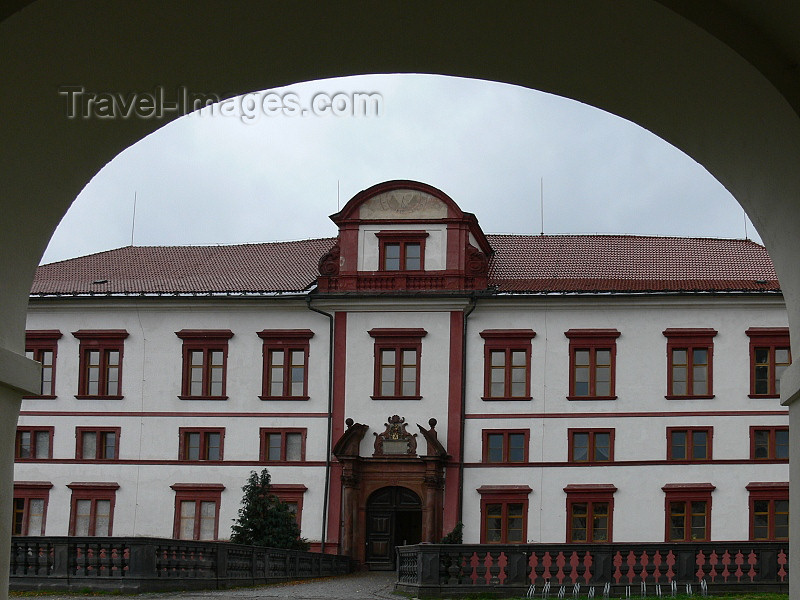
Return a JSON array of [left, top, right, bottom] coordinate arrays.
[[31, 235, 779, 296]]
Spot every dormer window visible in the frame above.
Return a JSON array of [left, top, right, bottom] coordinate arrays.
[[376, 231, 428, 272]]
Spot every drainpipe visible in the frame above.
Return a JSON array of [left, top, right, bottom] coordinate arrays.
[[306, 296, 334, 554], [458, 295, 478, 524]]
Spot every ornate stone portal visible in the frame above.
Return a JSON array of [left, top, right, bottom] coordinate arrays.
[[333, 416, 448, 567]]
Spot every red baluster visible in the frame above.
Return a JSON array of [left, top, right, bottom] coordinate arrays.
[[583, 551, 593, 585], [708, 551, 718, 582], [469, 551, 480, 584], [483, 551, 494, 584], [569, 551, 580, 584], [498, 552, 508, 584], [613, 551, 623, 584], [652, 551, 662, 583], [542, 551, 553, 582], [734, 551, 744, 582], [747, 551, 758, 582], [626, 550, 637, 584], [778, 550, 788, 583], [639, 550, 649, 583], [529, 552, 539, 585], [665, 550, 676, 582], [696, 549, 706, 581], [720, 550, 731, 582], [556, 551, 566, 584]]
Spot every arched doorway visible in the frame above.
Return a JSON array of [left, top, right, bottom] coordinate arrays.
[[365, 486, 422, 570]]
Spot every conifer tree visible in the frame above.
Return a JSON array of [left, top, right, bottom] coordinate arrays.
[[230, 469, 309, 550]]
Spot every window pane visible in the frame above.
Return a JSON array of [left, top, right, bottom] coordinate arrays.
[[776, 429, 790, 459], [290, 350, 305, 396], [754, 430, 770, 458], [34, 431, 50, 459], [199, 501, 216, 540], [106, 350, 120, 395], [491, 351, 506, 367], [286, 432, 302, 461], [87, 350, 100, 396], [486, 504, 502, 543], [268, 433, 282, 461], [206, 432, 221, 460], [572, 433, 589, 462], [487, 434, 503, 462], [671, 431, 686, 459], [186, 432, 200, 461], [94, 500, 111, 536], [402, 366, 417, 396], [594, 432, 610, 461], [189, 351, 203, 396], [179, 501, 196, 540], [692, 431, 707, 459], [102, 432, 116, 459], [17, 431, 31, 458], [12, 499, 24, 535], [405, 243, 421, 270], [74, 499, 91, 536], [508, 433, 525, 462], [507, 503, 524, 542], [82, 431, 97, 459], [209, 351, 223, 396], [27, 498, 45, 536], [384, 243, 400, 270], [574, 366, 589, 396]]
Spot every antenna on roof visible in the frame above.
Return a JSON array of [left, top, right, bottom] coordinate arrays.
[[539, 177, 544, 236], [743, 207, 750, 240], [130, 191, 137, 246]]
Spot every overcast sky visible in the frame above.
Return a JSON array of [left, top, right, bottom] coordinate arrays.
[[41, 74, 758, 265]]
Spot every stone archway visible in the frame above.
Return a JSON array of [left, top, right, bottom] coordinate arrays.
[[4, 3, 800, 596]]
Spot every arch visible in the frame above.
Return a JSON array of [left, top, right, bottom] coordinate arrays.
[[3, 2, 800, 596], [365, 486, 422, 570]]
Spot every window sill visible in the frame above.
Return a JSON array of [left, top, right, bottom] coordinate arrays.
[[665, 395, 715, 400], [14, 457, 53, 462], [566, 396, 617, 401], [178, 395, 229, 401], [568, 460, 614, 465], [260, 460, 305, 465], [370, 395, 422, 400], [481, 396, 532, 401], [259, 395, 310, 401], [748, 394, 780, 399], [77, 458, 120, 463], [484, 461, 529, 465], [178, 459, 224, 463], [22, 395, 57, 400], [75, 395, 124, 400]]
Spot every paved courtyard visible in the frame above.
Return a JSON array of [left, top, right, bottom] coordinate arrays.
[[10, 571, 399, 600]]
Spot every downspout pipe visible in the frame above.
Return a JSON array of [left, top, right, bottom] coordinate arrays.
[[306, 296, 334, 554], [457, 295, 478, 525]]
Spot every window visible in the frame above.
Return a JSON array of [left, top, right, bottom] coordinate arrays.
[[747, 328, 791, 398], [171, 483, 224, 541], [24, 330, 61, 398], [565, 484, 616, 543], [260, 428, 306, 463], [376, 231, 428, 271], [369, 328, 427, 399], [568, 429, 614, 463], [482, 430, 529, 463], [747, 482, 789, 540], [76, 427, 120, 460], [662, 483, 714, 542], [663, 328, 717, 399], [271, 484, 308, 528], [73, 330, 128, 399], [179, 428, 224, 461], [14, 427, 53, 460], [751, 426, 789, 460], [667, 427, 712, 461], [68, 482, 119, 536], [176, 329, 233, 400], [565, 329, 620, 400], [12, 482, 52, 535], [477, 485, 531, 543], [258, 329, 314, 400], [480, 330, 535, 400]]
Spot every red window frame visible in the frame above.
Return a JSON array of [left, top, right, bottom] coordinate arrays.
[[24, 330, 62, 398], [663, 328, 716, 399], [662, 483, 714, 542], [171, 483, 225, 541], [568, 428, 615, 463], [73, 330, 128, 399], [667, 426, 713, 461], [259, 428, 307, 463], [14, 426, 53, 461], [376, 230, 429, 272], [67, 482, 119, 536], [176, 329, 233, 400], [747, 482, 789, 541], [271, 484, 308, 527], [75, 426, 120, 461], [750, 426, 789, 460], [565, 484, 616, 543], [565, 329, 620, 400], [258, 329, 314, 400], [746, 327, 791, 398], [482, 429, 529, 463], [477, 485, 531, 544], [480, 330, 535, 400], [179, 427, 225, 462], [12, 482, 52, 536], [369, 328, 427, 399]]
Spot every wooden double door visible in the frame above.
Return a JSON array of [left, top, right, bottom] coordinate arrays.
[[365, 486, 422, 570]]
